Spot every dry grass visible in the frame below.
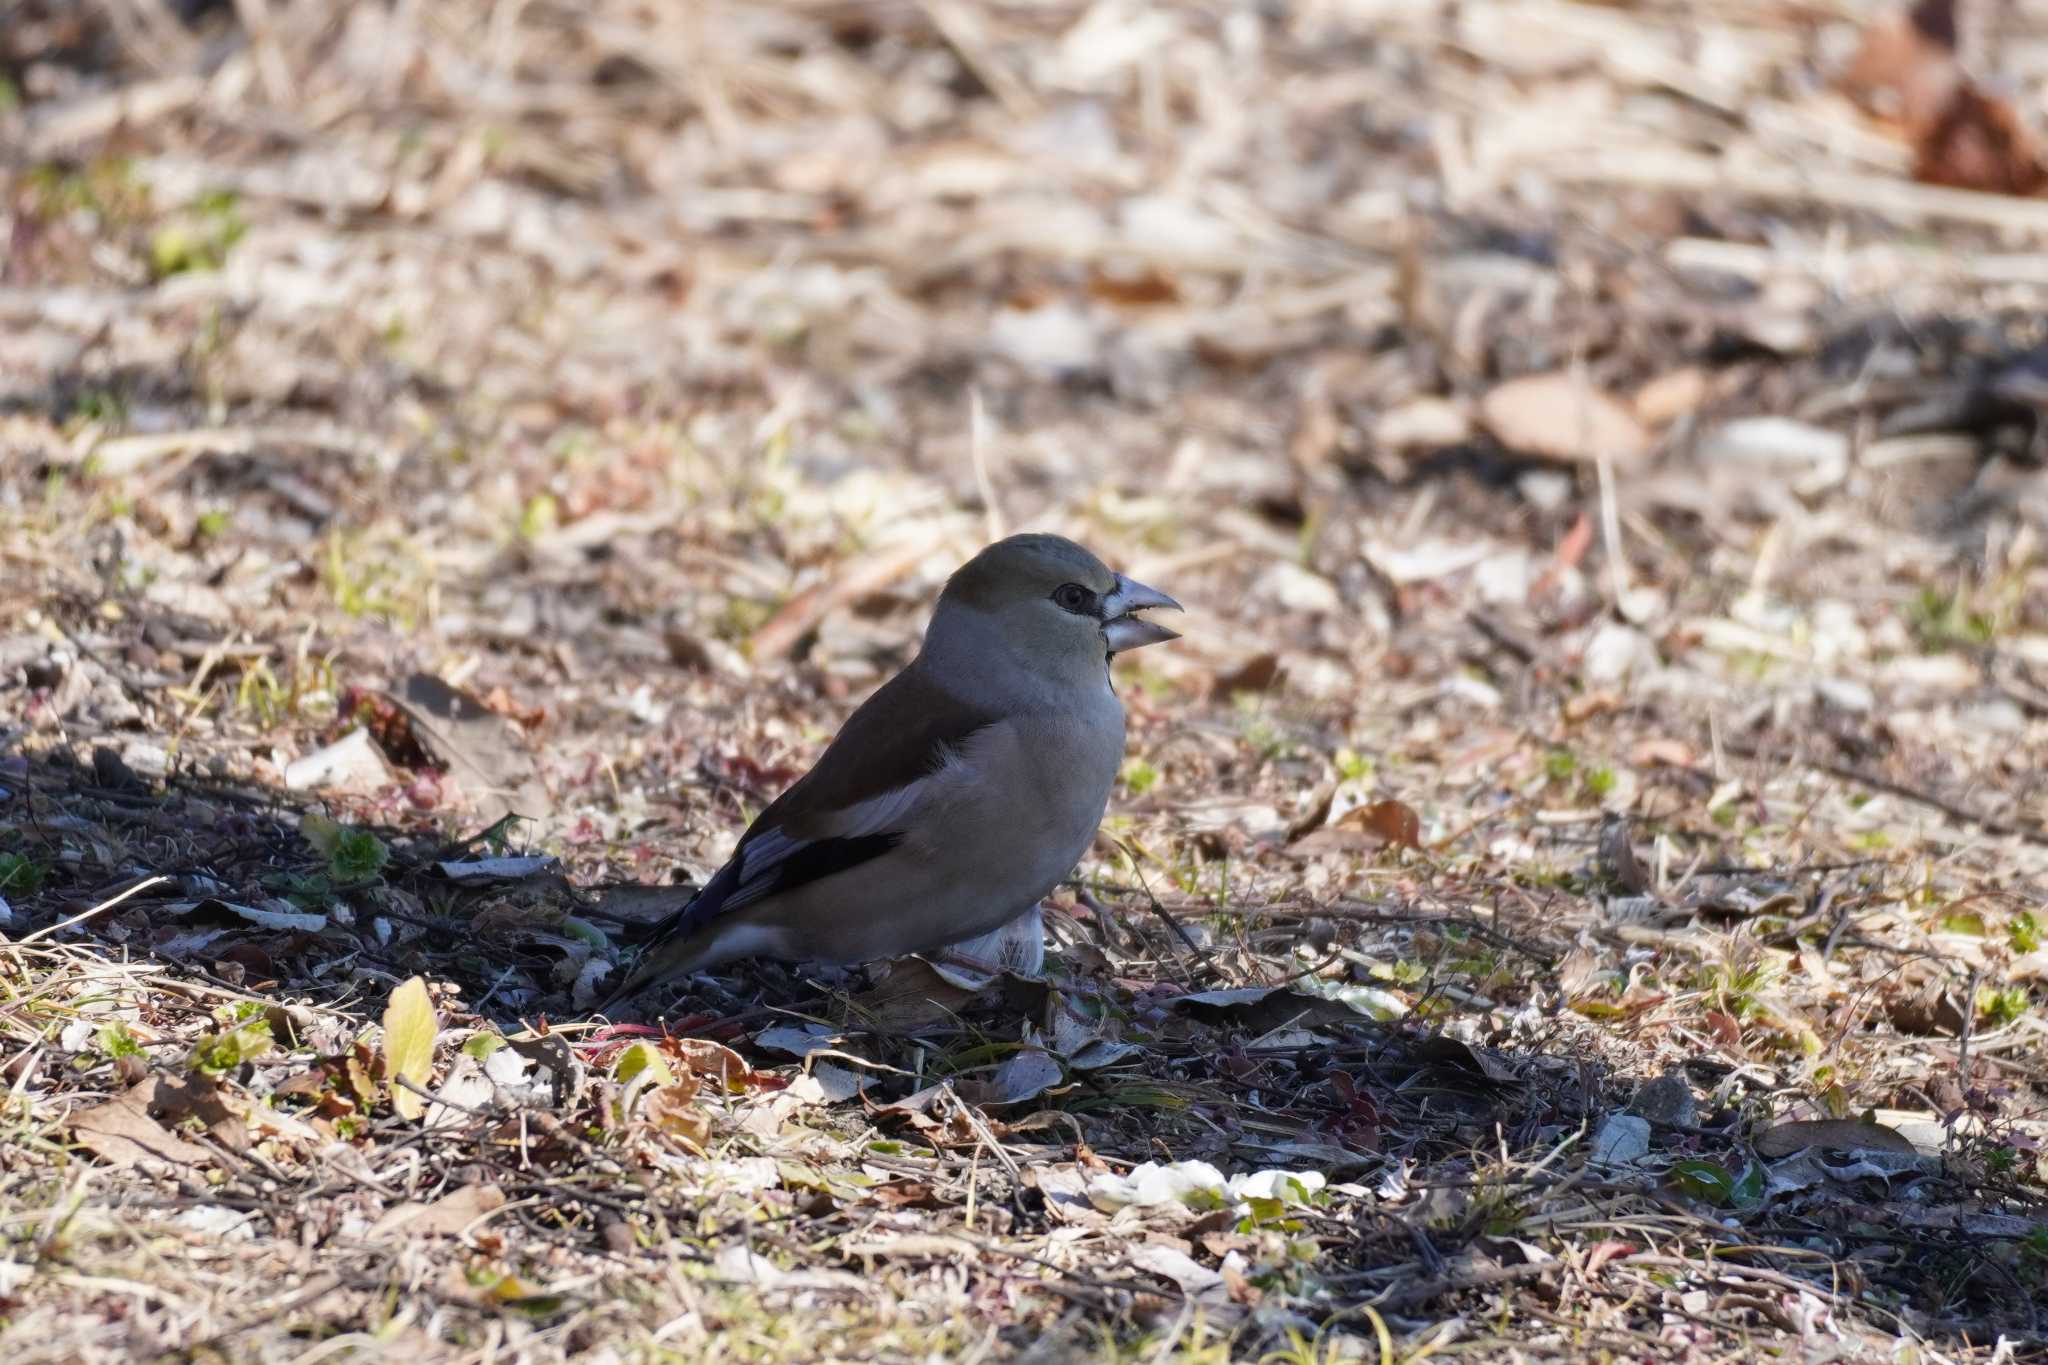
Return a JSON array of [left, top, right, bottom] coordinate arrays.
[[4, 0, 2048, 1360]]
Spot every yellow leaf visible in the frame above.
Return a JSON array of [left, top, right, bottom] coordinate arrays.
[[382, 976, 438, 1121], [614, 1041, 675, 1089]]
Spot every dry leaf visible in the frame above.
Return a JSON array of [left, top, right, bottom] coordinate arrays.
[[368, 1183, 508, 1240], [644, 1077, 710, 1148], [386, 674, 553, 824], [1755, 1119, 1919, 1159], [848, 957, 989, 1032], [1086, 267, 1179, 307], [383, 976, 439, 1122], [1480, 372, 1650, 465], [751, 534, 950, 663], [67, 1081, 216, 1171], [960, 1046, 1063, 1107], [1913, 84, 2048, 196], [1632, 367, 1708, 427], [1630, 738, 1695, 768], [1836, 0, 2045, 195], [1703, 1010, 1743, 1047], [1339, 799, 1422, 850], [1840, 0, 1959, 134], [670, 1037, 754, 1093], [1374, 396, 1471, 450]]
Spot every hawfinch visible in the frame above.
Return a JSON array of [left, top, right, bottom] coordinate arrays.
[[602, 533, 1181, 1007]]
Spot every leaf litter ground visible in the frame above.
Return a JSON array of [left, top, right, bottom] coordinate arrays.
[[3, 1, 2048, 1360]]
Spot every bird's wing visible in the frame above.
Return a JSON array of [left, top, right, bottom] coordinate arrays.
[[626, 665, 1001, 976]]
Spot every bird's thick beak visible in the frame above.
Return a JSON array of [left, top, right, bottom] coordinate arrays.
[[1101, 574, 1183, 653]]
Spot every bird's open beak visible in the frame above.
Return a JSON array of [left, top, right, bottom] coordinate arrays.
[[1101, 574, 1183, 653]]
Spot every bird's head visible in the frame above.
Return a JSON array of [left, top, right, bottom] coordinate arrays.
[[929, 533, 1183, 691]]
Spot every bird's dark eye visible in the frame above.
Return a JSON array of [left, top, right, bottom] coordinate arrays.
[[1052, 582, 1095, 614]]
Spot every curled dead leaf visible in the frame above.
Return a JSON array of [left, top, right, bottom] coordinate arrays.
[[643, 1076, 710, 1148], [1338, 799, 1422, 850]]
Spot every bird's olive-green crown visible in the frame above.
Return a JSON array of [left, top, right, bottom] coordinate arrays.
[[940, 534, 1116, 611]]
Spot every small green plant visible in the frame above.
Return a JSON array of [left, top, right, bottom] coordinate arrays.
[[2012, 911, 2042, 954], [149, 188, 247, 278], [1669, 1156, 1765, 1208], [1233, 695, 1288, 760], [196, 508, 231, 538], [229, 651, 336, 730], [96, 1023, 144, 1060], [1907, 585, 1997, 651], [23, 157, 142, 221], [1544, 749, 1577, 782], [328, 828, 389, 885], [65, 389, 128, 431], [1120, 757, 1159, 795], [1333, 747, 1372, 782], [2023, 1224, 2048, 1261], [1978, 985, 2031, 1027], [517, 492, 558, 541], [1699, 952, 1775, 1022], [714, 595, 773, 643], [190, 1016, 272, 1075], [1585, 765, 1617, 798], [301, 814, 390, 885], [0, 853, 48, 893]]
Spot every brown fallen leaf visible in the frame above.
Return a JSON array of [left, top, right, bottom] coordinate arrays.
[[149, 1072, 252, 1150], [368, 1183, 508, 1240], [1214, 652, 1283, 695], [1086, 266, 1179, 307], [1840, 0, 1959, 135], [386, 674, 553, 825], [871, 1180, 948, 1209], [1913, 83, 2048, 196], [1338, 798, 1422, 850], [644, 1076, 710, 1149], [1703, 1010, 1743, 1047], [1630, 738, 1696, 769], [68, 1080, 217, 1171], [1755, 1119, 1919, 1160], [1480, 372, 1650, 466], [846, 957, 990, 1033], [1632, 367, 1709, 428], [669, 1037, 756, 1093], [1837, 0, 2047, 195]]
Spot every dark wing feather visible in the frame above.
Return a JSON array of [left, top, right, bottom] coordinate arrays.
[[636, 665, 999, 958]]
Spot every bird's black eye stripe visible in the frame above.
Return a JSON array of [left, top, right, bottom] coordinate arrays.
[[1051, 582, 1097, 615]]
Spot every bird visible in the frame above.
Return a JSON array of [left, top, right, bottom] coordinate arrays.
[[600, 533, 1182, 1010]]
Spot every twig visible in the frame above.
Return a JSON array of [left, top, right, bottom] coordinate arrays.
[[19, 876, 169, 943], [1113, 842, 1223, 984], [1722, 739, 2047, 847]]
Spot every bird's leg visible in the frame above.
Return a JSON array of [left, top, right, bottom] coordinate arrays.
[[932, 902, 1046, 979]]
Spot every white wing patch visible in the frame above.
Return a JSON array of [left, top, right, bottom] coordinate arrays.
[[715, 749, 971, 913]]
